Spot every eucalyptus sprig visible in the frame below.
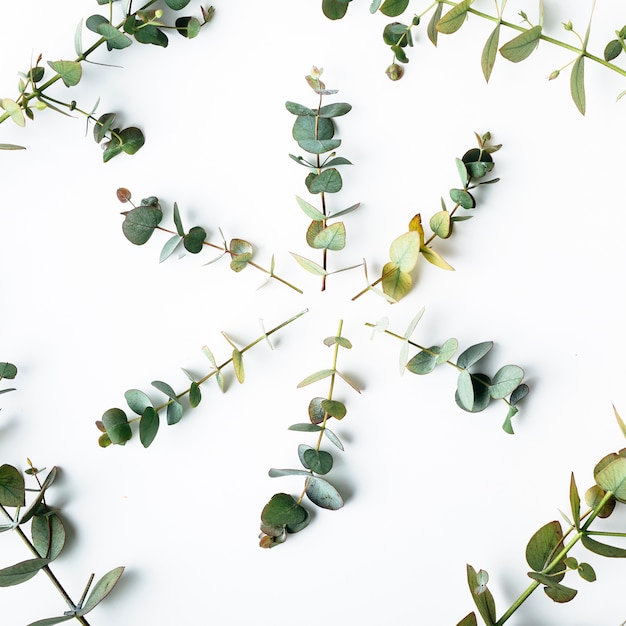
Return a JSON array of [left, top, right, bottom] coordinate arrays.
[[367, 308, 528, 433], [457, 406, 626, 625], [97, 309, 308, 448], [259, 320, 360, 548], [0, 459, 124, 626], [116, 188, 303, 293], [288, 67, 362, 290], [322, 0, 626, 113], [0, 0, 215, 156], [353, 131, 500, 303], [0, 362, 17, 401]]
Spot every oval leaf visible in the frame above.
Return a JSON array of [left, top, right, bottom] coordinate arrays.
[[306, 476, 343, 510], [499, 25, 542, 63], [489, 365, 524, 399], [139, 407, 159, 448], [436, 0, 474, 35], [312, 222, 346, 251], [78, 566, 125, 616], [457, 341, 493, 369]]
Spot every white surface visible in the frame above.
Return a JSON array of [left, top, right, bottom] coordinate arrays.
[[1, 1, 626, 624]]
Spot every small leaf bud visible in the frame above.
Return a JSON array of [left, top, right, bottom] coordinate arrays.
[[385, 63, 404, 81]]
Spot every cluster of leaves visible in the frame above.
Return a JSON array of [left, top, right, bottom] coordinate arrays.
[[458, 407, 626, 625], [288, 67, 361, 290], [97, 310, 308, 448], [0, 0, 214, 155], [0, 460, 123, 625], [368, 308, 528, 433], [321, 0, 626, 114], [116, 188, 302, 293], [353, 132, 500, 303], [0, 362, 17, 403], [259, 321, 360, 548]]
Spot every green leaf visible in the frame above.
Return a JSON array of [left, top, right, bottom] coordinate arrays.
[[312, 222, 346, 250], [456, 373, 492, 413], [457, 341, 493, 368], [581, 534, 626, 558], [297, 139, 342, 154], [159, 234, 182, 262], [293, 115, 334, 141], [166, 400, 184, 425], [1, 98, 25, 127], [232, 349, 245, 384], [189, 382, 201, 408], [77, 567, 125, 616], [585, 484, 616, 518], [379, 0, 409, 17], [466, 564, 496, 625], [32, 513, 65, 560], [321, 399, 347, 419], [381, 263, 412, 302], [151, 380, 177, 400], [309, 168, 343, 194], [47, 60, 82, 87], [173, 202, 184, 235], [370, 0, 382, 13], [93, 112, 116, 143], [526, 520, 565, 576], [436, 0, 474, 35], [290, 252, 328, 276], [489, 365, 524, 399], [86, 14, 109, 33], [297, 369, 334, 388], [164, 0, 191, 8], [175, 16, 201, 38], [308, 398, 326, 424], [527, 572, 577, 602], [319, 102, 352, 117], [102, 408, 132, 445], [510, 383, 529, 406], [288, 423, 323, 432], [119, 127, 145, 155], [296, 196, 325, 221], [134, 25, 168, 47], [570, 55, 586, 115], [0, 558, 50, 587], [0, 143, 26, 150], [97, 23, 133, 49], [27, 616, 74, 626], [430, 210, 452, 238], [0, 464, 25, 507], [450, 188, 475, 209], [328, 202, 360, 219], [499, 25, 542, 63], [604, 39, 623, 62], [437, 338, 458, 363], [324, 428, 344, 451], [389, 231, 421, 271], [420, 245, 454, 270], [183, 226, 207, 253], [261, 493, 307, 526], [406, 348, 439, 375], [456, 370, 474, 410], [285, 101, 315, 116], [0, 363, 17, 379], [122, 205, 163, 245], [427, 1, 444, 45], [303, 449, 334, 475], [323, 336, 353, 349], [139, 407, 159, 447], [577, 562, 596, 582], [456, 614, 478, 626], [229, 238, 253, 272], [322, 0, 351, 20], [570, 473, 581, 528], [502, 405, 518, 434], [306, 477, 343, 509], [595, 456, 626, 500], [482, 25, 501, 82], [124, 389, 153, 415]]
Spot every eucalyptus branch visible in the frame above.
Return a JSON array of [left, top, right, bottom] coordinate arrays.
[[116, 188, 303, 293], [0, 1, 215, 156], [457, 406, 626, 625], [287, 67, 362, 290], [321, 0, 626, 113], [259, 320, 360, 548], [353, 131, 500, 303], [366, 308, 528, 433], [0, 461, 124, 625], [97, 309, 309, 448]]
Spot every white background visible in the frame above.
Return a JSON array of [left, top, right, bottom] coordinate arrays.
[[1, 1, 626, 624]]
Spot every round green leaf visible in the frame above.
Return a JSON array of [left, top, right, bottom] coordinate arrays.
[[183, 226, 207, 253], [297, 139, 341, 155], [261, 493, 307, 527], [47, 60, 82, 87], [308, 397, 326, 424], [133, 24, 168, 47], [285, 101, 315, 116], [457, 341, 493, 369], [306, 477, 343, 510], [1, 98, 25, 127], [303, 449, 334, 475], [389, 231, 421, 271], [450, 188, 476, 209], [430, 210, 452, 238], [120, 127, 145, 155], [381, 263, 412, 302], [101, 408, 131, 445], [596, 456, 626, 501], [122, 205, 163, 245], [309, 168, 343, 194], [318, 102, 352, 117], [312, 222, 346, 251], [0, 363, 17, 379], [525, 520, 565, 578], [124, 389, 153, 415], [164, 0, 192, 9], [455, 373, 491, 412], [0, 464, 25, 507], [406, 348, 439, 375], [489, 365, 525, 400], [175, 16, 201, 38], [292, 115, 334, 142], [322, 0, 351, 20], [321, 399, 347, 420]]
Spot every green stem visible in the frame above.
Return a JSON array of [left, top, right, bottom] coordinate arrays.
[[494, 489, 615, 625], [435, 0, 626, 77], [0, 503, 92, 626], [127, 309, 309, 424]]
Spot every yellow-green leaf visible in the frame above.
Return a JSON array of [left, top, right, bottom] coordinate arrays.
[[482, 25, 500, 82], [389, 231, 420, 272], [232, 349, 244, 384], [420, 245, 454, 270], [436, 0, 474, 35], [1, 98, 25, 127], [570, 55, 586, 115], [47, 60, 82, 87], [499, 25, 542, 63], [381, 262, 412, 301]]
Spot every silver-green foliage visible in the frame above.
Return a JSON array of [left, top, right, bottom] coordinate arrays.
[[0, 363, 17, 400], [353, 132, 500, 303], [116, 188, 302, 293], [0, 1, 215, 156], [322, 0, 626, 114], [0, 461, 123, 625], [259, 321, 359, 548], [368, 309, 528, 433], [97, 310, 308, 448], [458, 407, 626, 625], [287, 68, 361, 290]]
